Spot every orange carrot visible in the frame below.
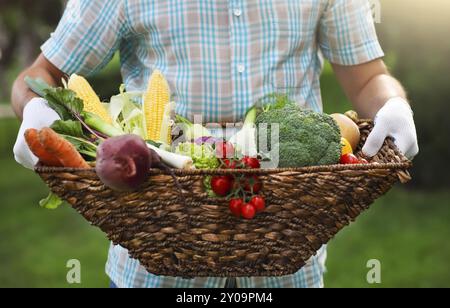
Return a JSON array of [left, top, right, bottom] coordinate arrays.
[[24, 128, 63, 167], [38, 127, 90, 168]]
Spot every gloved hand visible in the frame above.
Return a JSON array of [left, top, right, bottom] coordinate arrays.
[[13, 97, 60, 169], [362, 97, 419, 160]]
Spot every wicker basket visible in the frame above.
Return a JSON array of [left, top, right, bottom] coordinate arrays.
[[35, 120, 411, 278]]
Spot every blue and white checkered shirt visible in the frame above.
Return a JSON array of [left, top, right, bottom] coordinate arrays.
[[42, 0, 383, 288]]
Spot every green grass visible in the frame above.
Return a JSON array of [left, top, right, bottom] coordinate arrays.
[[0, 118, 449, 288], [0, 118, 109, 287], [0, 156, 109, 288], [325, 189, 450, 288]]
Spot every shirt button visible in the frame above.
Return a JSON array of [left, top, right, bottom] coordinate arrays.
[[233, 8, 242, 17], [237, 64, 245, 73]]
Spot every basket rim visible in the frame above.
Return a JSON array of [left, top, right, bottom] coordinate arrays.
[[35, 160, 412, 175], [35, 118, 412, 176]]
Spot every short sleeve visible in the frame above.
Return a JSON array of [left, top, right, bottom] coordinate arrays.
[[41, 0, 129, 76], [319, 0, 384, 66]]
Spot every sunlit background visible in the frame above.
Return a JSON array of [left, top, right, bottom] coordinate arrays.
[[0, 0, 449, 288]]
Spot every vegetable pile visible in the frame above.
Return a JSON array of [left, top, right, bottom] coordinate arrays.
[[23, 71, 368, 216], [25, 72, 190, 208]]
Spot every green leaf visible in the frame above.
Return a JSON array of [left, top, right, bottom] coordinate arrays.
[[24, 76, 52, 97], [39, 192, 63, 210], [273, 94, 289, 109], [175, 114, 193, 126], [109, 92, 145, 138], [146, 139, 163, 148], [60, 135, 98, 159], [257, 93, 291, 112], [82, 111, 124, 137], [44, 87, 84, 120], [51, 120, 84, 138]]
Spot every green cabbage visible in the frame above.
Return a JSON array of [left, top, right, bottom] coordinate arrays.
[[108, 88, 147, 138], [175, 142, 220, 169]]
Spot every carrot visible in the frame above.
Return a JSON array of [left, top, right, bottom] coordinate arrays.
[[24, 128, 63, 167], [38, 127, 90, 168]]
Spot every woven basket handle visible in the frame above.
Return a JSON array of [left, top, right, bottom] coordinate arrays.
[[396, 169, 412, 184]]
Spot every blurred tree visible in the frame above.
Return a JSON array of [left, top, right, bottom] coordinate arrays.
[[376, 0, 450, 189], [0, 0, 64, 99], [0, 0, 122, 101]]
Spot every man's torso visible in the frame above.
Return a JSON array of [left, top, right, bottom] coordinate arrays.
[[119, 0, 327, 122]]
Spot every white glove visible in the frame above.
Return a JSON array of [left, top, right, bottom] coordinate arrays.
[[13, 97, 60, 169], [362, 97, 419, 160]]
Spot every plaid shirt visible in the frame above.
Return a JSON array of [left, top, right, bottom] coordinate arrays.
[[42, 0, 383, 288]]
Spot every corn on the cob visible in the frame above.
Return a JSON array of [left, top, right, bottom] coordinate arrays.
[[143, 70, 171, 143], [68, 74, 112, 124]]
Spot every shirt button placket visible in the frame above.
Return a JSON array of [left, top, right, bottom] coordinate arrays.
[[228, 0, 247, 117], [232, 2, 244, 76], [230, 1, 245, 120]]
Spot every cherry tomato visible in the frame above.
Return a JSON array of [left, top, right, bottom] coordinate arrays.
[[211, 176, 233, 196], [241, 156, 261, 169], [340, 153, 360, 165], [229, 198, 244, 217], [215, 141, 235, 159], [241, 176, 262, 193], [250, 196, 266, 213], [222, 158, 238, 169], [241, 203, 256, 220]]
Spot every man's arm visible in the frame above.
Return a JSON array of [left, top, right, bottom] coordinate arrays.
[[11, 53, 65, 120], [331, 59, 406, 118], [331, 59, 418, 159]]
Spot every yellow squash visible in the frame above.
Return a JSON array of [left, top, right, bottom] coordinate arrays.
[[341, 137, 353, 155]]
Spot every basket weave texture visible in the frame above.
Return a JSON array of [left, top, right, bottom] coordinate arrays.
[[36, 120, 411, 278]]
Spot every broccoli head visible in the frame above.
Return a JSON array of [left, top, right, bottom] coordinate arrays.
[[255, 103, 341, 168]]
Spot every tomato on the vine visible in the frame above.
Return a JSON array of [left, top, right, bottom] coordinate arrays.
[[241, 203, 256, 220], [229, 198, 244, 217], [222, 158, 238, 169], [250, 196, 266, 213], [241, 156, 260, 169], [211, 176, 233, 196], [241, 176, 262, 194], [340, 153, 360, 165]]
